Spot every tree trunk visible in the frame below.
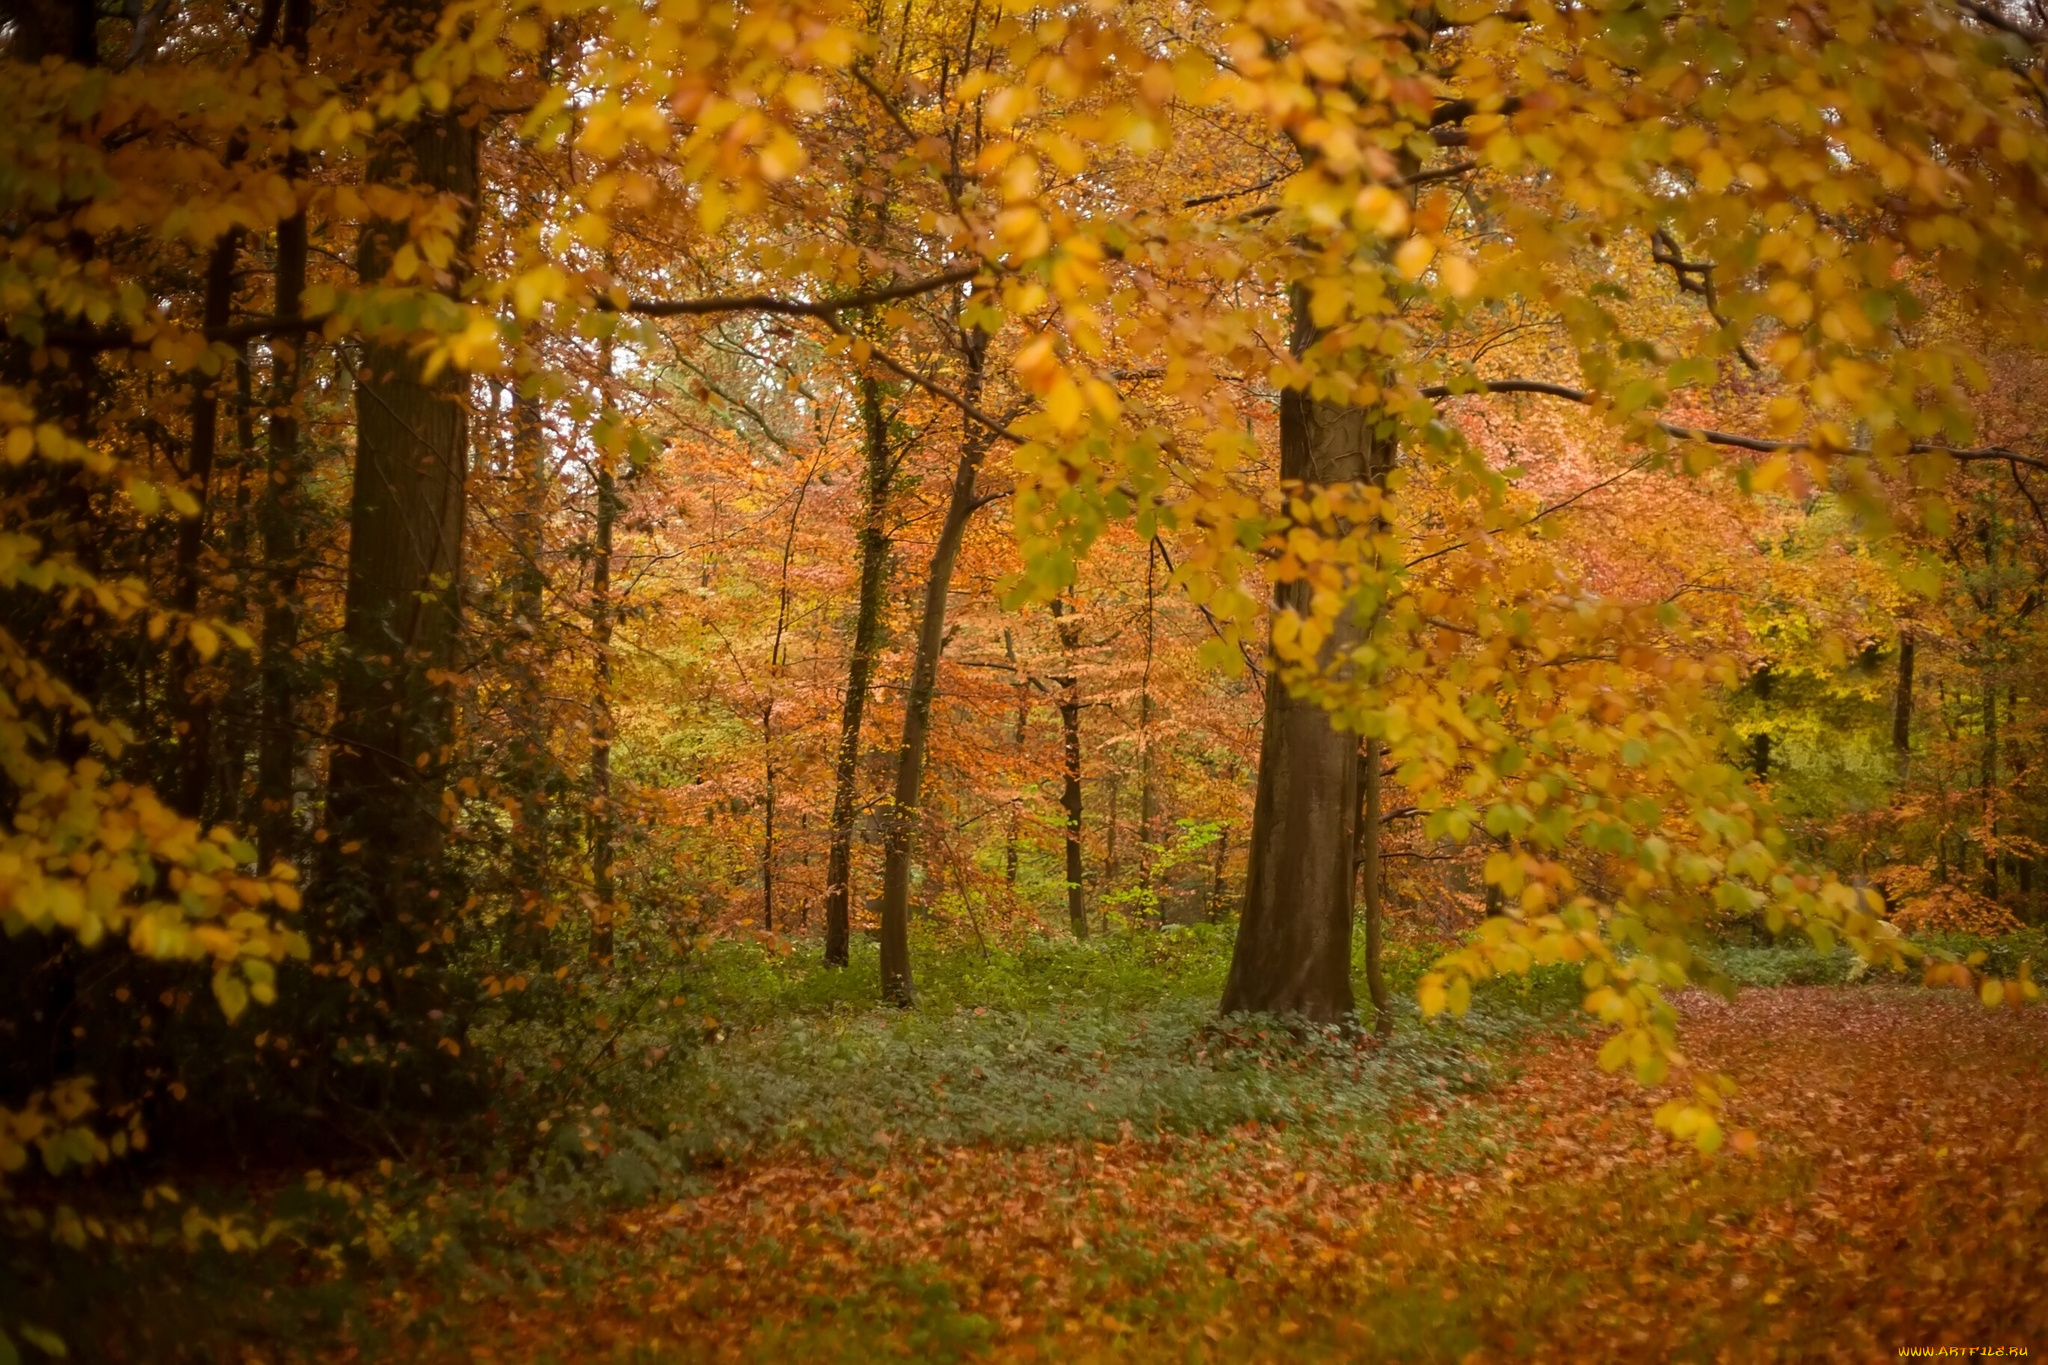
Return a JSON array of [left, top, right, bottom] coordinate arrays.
[[219, 357, 257, 828], [1004, 627, 1026, 887], [1138, 539, 1156, 889], [875, 331, 991, 1005], [1749, 665, 1773, 779], [504, 377, 552, 957], [1053, 595, 1087, 941], [1891, 627, 1914, 775], [256, 0, 311, 868], [761, 699, 775, 931], [1208, 824, 1229, 922], [1220, 296, 1381, 1022], [321, 19, 478, 985], [170, 230, 241, 816], [1984, 678, 1999, 902], [1359, 737, 1391, 1035], [823, 374, 893, 966], [588, 450, 618, 960]]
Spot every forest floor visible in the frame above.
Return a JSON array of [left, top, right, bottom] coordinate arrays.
[[333, 983, 2048, 1364]]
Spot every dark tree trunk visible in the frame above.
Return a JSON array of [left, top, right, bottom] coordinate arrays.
[[823, 375, 893, 966], [1749, 665, 1774, 779], [1053, 596, 1087, 941], [1359, 737, 1391, 1035], [1138, 539, 1156, 888], [504, 378, 552, 955], [1891, 627, 1914, 773], [170, 229, 242, 815], [1220, 296, 1381, 1023], [321, 11, 478, 993], [761, 701, 774, 932], [1984, 679, 1999, 902], [588, 452, 618, 959], [256, 0, 311, 867], [219, 357, 257, 827], [875, 331, 991, 1006], [2, 0, 99, 63], [1208, 824, 1229, 922], [1004, 628, 1026, 887]]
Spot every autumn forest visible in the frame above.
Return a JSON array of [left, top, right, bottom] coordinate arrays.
[[3, 0, 2048, 1357]]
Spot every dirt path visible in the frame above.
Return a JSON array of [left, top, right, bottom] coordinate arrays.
[[370, 988, 2048, 1363]]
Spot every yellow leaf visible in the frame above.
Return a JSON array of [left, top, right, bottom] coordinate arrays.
[[1395, 236, 1437, 281], [212, 969, 249, 1022], [1439, 254, 1478, 299]]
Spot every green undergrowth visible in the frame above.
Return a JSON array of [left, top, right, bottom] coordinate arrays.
[[1711, 927, 2046, 989], [6, 928, 1579, 1362], [558, 925, 1584, 1169]]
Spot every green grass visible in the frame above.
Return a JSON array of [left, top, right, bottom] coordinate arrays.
[[1709, 926, 2046, 989], [617, 926, 1582, 1169]]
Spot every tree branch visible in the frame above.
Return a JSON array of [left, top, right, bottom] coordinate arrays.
[[626, 263, 981, 319], [1421, 378, 2048, 475]]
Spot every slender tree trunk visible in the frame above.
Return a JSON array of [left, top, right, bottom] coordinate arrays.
[[505, 378, 551, 955], [1208, 825, 1229, 922], [1750, 665, 1773, 778], [321, 7, 478, 991], [588, 451, 618, 959], [1359, 737, 1391, 1035], [257, 0, 310, 866], [1892, 627, 1915, 775], [1053, 595, 1087, 941], [1220, 296, 1382, 1022], [1104, 775, 1119, 888], [823, 375, 893, 965], [220, 358, 257, 827], [1138, 539, 1156, 889], [1984, 679, 2000, 902], [1004, 628, 1026, 886], [170, 229, 241, 814], [875, 330, 991, 1005], [761, 700, 775, 931]]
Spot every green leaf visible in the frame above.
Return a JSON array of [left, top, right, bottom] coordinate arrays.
[[17, 1324, 64, 1359]]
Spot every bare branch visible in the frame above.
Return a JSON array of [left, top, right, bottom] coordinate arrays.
[[626, 263, 981, 319], [1423, 377, 2048, 475]]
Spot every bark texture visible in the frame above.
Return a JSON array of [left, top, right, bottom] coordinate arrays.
[[1220, 299, 1384, 1023], [1053, 596, 1087, 941], [875, 330, 990, 1005], [321, 21, 477, 969], [256, 0, 312, 869], [823, 375, 894, 966]]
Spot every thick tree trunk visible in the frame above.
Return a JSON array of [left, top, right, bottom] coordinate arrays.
[[321, 28, 477, 979], [875, 333, 991, 1005], [1220, 298, 1381, 1022], [1053, 596, 1087, 940], [823, 375, 893, 966]]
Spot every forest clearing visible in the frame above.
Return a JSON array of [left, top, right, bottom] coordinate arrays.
[[7, 0, 2048, 1357], [341, 967, 2048, 1363]]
